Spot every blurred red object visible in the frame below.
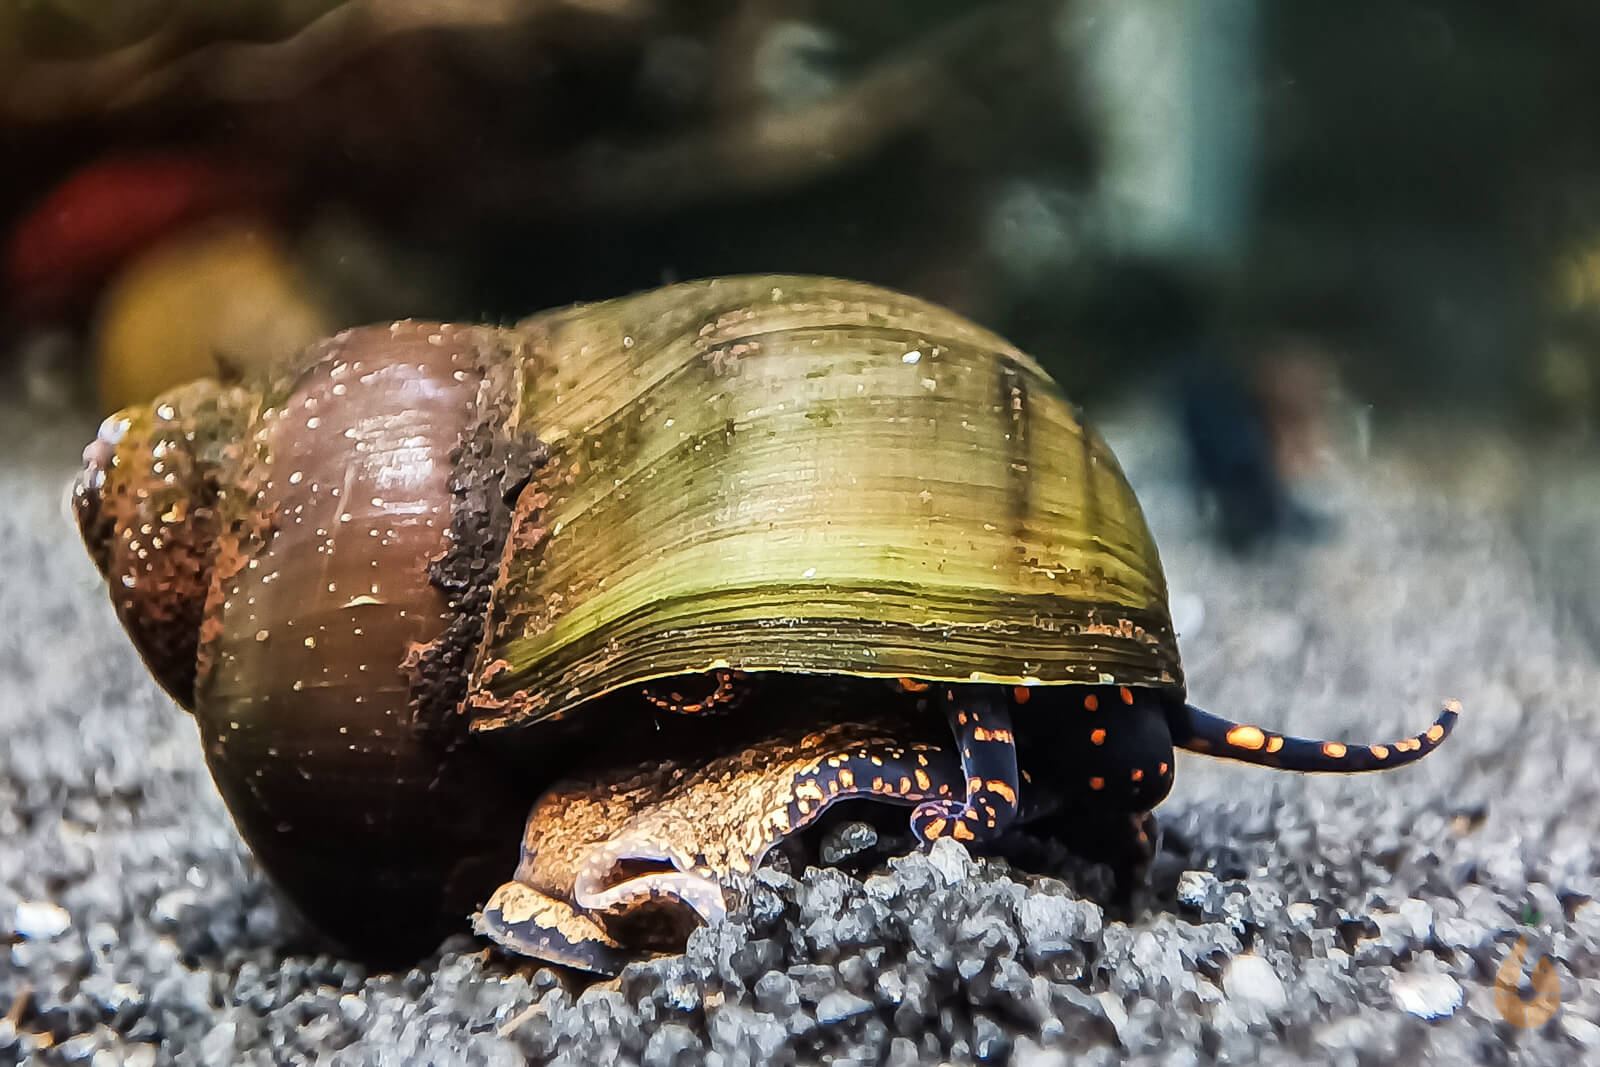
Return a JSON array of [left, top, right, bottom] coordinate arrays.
[[5, 151, 274, 320]]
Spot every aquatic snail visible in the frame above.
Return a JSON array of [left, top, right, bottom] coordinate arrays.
[[73, 275, 1458, 969]]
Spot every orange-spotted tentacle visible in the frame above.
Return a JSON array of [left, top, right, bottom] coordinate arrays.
[[910, 686, 1023, 843], [1173, 700, 1459, 771]]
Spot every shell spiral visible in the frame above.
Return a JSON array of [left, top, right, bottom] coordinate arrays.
[[78, 322, 527, 954]]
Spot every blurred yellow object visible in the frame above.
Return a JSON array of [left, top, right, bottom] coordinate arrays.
[[1559, 247, 1600, 313], [93, 219, 334, 412], [1537, 338, 1596, 426]]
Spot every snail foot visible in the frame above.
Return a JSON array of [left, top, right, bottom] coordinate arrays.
[[475, 880, 632, 977]]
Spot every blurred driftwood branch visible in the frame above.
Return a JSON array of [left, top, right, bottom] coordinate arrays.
[[1, 0, 648, 121], [467, 0, 1064, 219], [4, 0, 1070, 225]]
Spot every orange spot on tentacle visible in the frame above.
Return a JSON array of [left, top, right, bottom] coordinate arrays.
[[1158, 762, 1169, 775], [1131, 769, 1144, 782], [1227, 725, 1267, 751], [972, 727, 1015, 743], [952, 822, 977, 842], [922, 817, 948, 838], [1084, 694, 1099, 712], [1090, 729, 1107, 745], [1012, 686, 1031, 704], [1266, 736, 1284, 754], [1426, 724, 1445, 743], [1120, 686, 1134, 705], [1323, 742, 1348, 759], [1089, 777, 1105, 791], [1369, 745, 1389, 760], [897, 677, 930, 692], [914, 768, 930, 789], [838, 769, 855, 788], [986, 779, 1018, 805]]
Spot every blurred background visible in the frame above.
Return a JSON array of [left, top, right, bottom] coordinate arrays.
[[3, 0, 1600, 580]]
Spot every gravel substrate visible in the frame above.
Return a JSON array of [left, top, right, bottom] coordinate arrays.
[[3, 393, 1598, 1066]]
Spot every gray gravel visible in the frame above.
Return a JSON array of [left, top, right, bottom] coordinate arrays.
[[3, 393, 1598, 1066]]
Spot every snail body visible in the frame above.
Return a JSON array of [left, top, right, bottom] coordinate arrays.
[[75, 276, 1457, 966]]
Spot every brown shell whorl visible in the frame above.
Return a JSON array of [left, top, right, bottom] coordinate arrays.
[[191, 322, 526, 954], [73, 379, 252, 707]]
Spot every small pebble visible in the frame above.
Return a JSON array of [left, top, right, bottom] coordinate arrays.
[[819, 821, 880, 865], [1562, 1015, 1600, 1047], [13, 900, 71, 939], [1222, 955, 1287, 1014], [1388, 972, 1462, 1020], [815, 991, 874, 1024], [1177, 871, 1225, 915]]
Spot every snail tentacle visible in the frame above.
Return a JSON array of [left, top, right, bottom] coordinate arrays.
[[911, 685, 1022, 844], [1173, 700, 1460, 772]]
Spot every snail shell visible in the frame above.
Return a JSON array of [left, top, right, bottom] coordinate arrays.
[[466, 275, 1179, 732]]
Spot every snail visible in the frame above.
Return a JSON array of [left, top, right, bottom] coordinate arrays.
[[74, 275, 1458, 968]]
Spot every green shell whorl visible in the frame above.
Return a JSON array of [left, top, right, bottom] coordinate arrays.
[[467, 276, 1180, 732]]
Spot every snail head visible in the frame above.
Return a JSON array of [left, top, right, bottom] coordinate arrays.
[[74, 379, 253, 709]]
